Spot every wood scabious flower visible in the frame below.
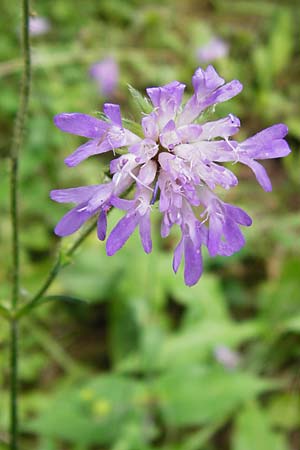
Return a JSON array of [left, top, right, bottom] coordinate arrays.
[[51, 66, 291, 286]]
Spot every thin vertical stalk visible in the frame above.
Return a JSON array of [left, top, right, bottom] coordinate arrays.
[[9, 322, 19, 450], [10, 0, 31, 307], [9, 1, 31, 449]]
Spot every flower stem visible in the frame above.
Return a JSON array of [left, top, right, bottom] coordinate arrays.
[[10, 0, 31, 308], [9, 321, 19, 450], [16, 218, 98, 319], [9, 0, 31, 449]]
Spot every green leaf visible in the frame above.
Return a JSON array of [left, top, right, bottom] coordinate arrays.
[[127, 85, 153, 114], [34, 295, 87, 308], [267, 393, 300, 430], [154, 366, 275, 428], [268, 9, 293, 78], [232, 401, 289, 450], [282, 315, 300, 333], [27, 375, 146, 446], [158, 320, 261, 368], [0, 303, 10, 320]]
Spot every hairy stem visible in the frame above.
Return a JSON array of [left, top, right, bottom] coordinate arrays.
[[9, 1, 31, 449]]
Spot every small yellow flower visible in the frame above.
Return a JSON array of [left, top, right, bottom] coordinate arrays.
[[79, 388, 94, 402], [92, 399, 112, 418]]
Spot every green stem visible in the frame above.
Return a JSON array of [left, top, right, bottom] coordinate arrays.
[[9, 1, 31, 449], [9, 322, 18, 450], [16, 218, 97, 319], [10, 0, 31, 308]]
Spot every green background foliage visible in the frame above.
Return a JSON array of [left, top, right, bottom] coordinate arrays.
[[1, 0, 300, 449]]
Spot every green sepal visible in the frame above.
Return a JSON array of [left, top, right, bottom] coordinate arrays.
[[95, 111, 110, 121], [122, 118, 144, 137], [127, 84, 153, 114]]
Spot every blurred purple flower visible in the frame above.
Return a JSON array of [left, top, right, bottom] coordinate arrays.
[[29, 16, 50, 37], [197, 37, 229, 63], [51, 65, 291, 286], [89, 57, 119, 97], [214, 345, 240, 370]]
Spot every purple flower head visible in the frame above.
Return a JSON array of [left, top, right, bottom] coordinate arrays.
[[51, 65, 291, 286], [29, 16, 51, 36], [214, 345, 239, 370], [197, 37, 229, 63], [89, 57, 119, 97]]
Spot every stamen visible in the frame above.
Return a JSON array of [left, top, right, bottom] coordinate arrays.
[[128, 171, 154, 192], [225, 137, 239, 164], [150, 181, 160, 204]]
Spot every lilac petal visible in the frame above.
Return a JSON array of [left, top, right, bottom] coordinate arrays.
[[110, 196, 134, 210], [207, 215, 223, 257], [184, 81, 242, 123], [197, 38, 229, 63], [158, 152, 174, 171], [139, 211, 152, 253], [103, 103, 122, 126], [54, 113, 107, 138], [110, 155, 126, 174], [97, 210, 107, 241], [193, 65, 224, 93], [240, 157, 272, 192], [50, 186, 100, 204], [160, 120, 181, 150], [138, 160, 157, 185], [142, 113, 159, 140], [106, 213, 139, 256], [208, 80, 243, 106], [224, 204, 252, 226], [29, 16, 50, 36], [146, 81, 185, 109], [90, 58, 119, 97], [172, 237, 183, 273], [180, 71, 242, 125], [86, 183, 114, 211], [183, 237, 203, 286], [177, 124, 202, 143], [64, 139, 114, 167], [223, 219, 246, 254], [129, 139, 159, 164], [240, 124, 290, 159], [200, 115, 240, 140], [54, 205, 92, 236]]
